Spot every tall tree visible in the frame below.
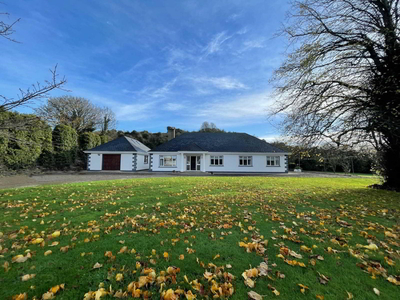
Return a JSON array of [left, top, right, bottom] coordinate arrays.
[[199, 121, 224, 132], [35, 96, 116, 134], [273, 0, 400, 189]]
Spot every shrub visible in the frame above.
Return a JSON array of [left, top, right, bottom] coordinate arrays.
[[0, 111, 52, 170], [52, 124, 78, 169]]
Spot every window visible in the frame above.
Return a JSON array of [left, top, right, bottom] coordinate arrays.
[[239, 156, 252, 166], [266, 156, 280, 167], [144, 155, 149, 164], [159, 155, 177, 167], [210, 155, 223, 166]]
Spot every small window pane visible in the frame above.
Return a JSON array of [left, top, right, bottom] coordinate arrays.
[[219, 158, 223, 165]]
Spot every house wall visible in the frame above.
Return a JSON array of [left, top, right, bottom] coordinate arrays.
[[150, 153, 287, 173], [88, 153, 102, 171], [205, 154, 286, 173], [136, 154, 150, 170], [151, 153, 183, 172], [121, 154, 134, 171]]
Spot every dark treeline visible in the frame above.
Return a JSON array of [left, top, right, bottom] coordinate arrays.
[[271, 142, 374, 174]]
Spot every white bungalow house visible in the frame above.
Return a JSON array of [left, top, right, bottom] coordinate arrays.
[[84, 136, 150, 171], [150, 129, 289, 173]]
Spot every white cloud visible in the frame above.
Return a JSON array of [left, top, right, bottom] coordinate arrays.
[[193, 76, 247, 90], [237, 27, 248, 35], [115, 101, 158, 121], [164, 102, 185, 111], [150, 78, 177, 98], [194, 91, 275, 121], [203, 31, 233, 56], [259, 135, 282, 143], [238, 38, 265, 54]]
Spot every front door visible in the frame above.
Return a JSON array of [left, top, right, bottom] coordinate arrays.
[[190, 156, 196, 170], [186, 155, 201, 171]]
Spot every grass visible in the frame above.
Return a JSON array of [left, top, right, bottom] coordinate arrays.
[[0, 177, 399, 300]]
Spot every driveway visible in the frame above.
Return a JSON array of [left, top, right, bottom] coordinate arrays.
[[0, 170, 365, 189]]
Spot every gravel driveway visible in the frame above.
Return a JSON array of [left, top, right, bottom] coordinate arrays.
[[0, 170, 364, 189]]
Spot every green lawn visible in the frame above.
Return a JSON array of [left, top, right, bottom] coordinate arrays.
[[0, 177, 399, 300]]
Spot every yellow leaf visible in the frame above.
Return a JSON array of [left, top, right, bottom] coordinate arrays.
[[346, 291, 353, 299], [179, 254, 185, 260], [42, 292, 55, 300], [163, 252, 169, 258], [32, 238, 44, 244], [363, 244, 378, 251], [316, 295, 324, 300], [12, 293, 27, 300], [213, 254, 220, 260], [51, 231, 60, 238], [185, 290, 197, 300], [116, 273, 123, 282], [44, 250, 52, 256]]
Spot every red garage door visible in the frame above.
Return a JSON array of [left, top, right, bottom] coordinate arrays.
[[102, 154, 121, 170]]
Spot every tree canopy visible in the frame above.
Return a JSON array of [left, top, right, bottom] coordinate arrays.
[[273, 0, 400, 189], [35, 96, 116, 134]]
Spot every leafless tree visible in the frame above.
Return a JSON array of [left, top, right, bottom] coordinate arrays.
[[200, 121, 224, 132], [35, 96, 117, 134], [272, 0, 400, 189], [100, 106, 117, 134]]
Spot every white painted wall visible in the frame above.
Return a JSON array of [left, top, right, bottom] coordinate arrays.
[[89, 153, 102, 171], [205, 154, 286, 173], [136, 154, 150, 170], [120, 154, 133, 171], [151, 153, 183, 172], [150, 153, 287, 173]]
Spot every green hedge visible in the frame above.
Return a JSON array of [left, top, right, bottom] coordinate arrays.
[[79, 132, 101, 151], [0, 111, 53, 170], [52, 124, 78, 169]]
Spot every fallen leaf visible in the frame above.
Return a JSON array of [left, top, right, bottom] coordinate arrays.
[[21, 274, 36, 281], [92, 262, 103, 269], [248, 291, 263, 300]]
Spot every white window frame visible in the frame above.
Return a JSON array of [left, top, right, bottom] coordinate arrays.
[[266, 156, 280, 167], [239, 156, 252, 167], [159, 155, 177, 167], [144, 155, 149, 164], [210, 155, 224, 166]]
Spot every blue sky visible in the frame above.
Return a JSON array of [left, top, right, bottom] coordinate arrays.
[[1, 0, 290, 140]]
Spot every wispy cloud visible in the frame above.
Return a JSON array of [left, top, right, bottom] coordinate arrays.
[[193, 76, 248, 90], [194, 91, 275, 122], [164, 102, 185, 111], [203, 31, 233, 57], [115, 101, 159, 121], [237, 38, 265, 54]]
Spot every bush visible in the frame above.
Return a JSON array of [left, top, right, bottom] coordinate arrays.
[[52, 124, 78, 169], [0, 111, 52, 170], [79, 132, 101, 151]]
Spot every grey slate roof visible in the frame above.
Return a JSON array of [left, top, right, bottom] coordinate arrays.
[[86, 136, 150, 153], [150, 132, 286, 153]]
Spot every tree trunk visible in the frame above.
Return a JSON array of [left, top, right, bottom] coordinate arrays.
[[381, 139, 400, 191]]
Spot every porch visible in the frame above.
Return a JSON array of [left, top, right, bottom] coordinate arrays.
[[179, 152, 207, 172]]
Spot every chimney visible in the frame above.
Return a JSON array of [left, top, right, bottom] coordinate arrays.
[[167, 126, 176, 141]]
